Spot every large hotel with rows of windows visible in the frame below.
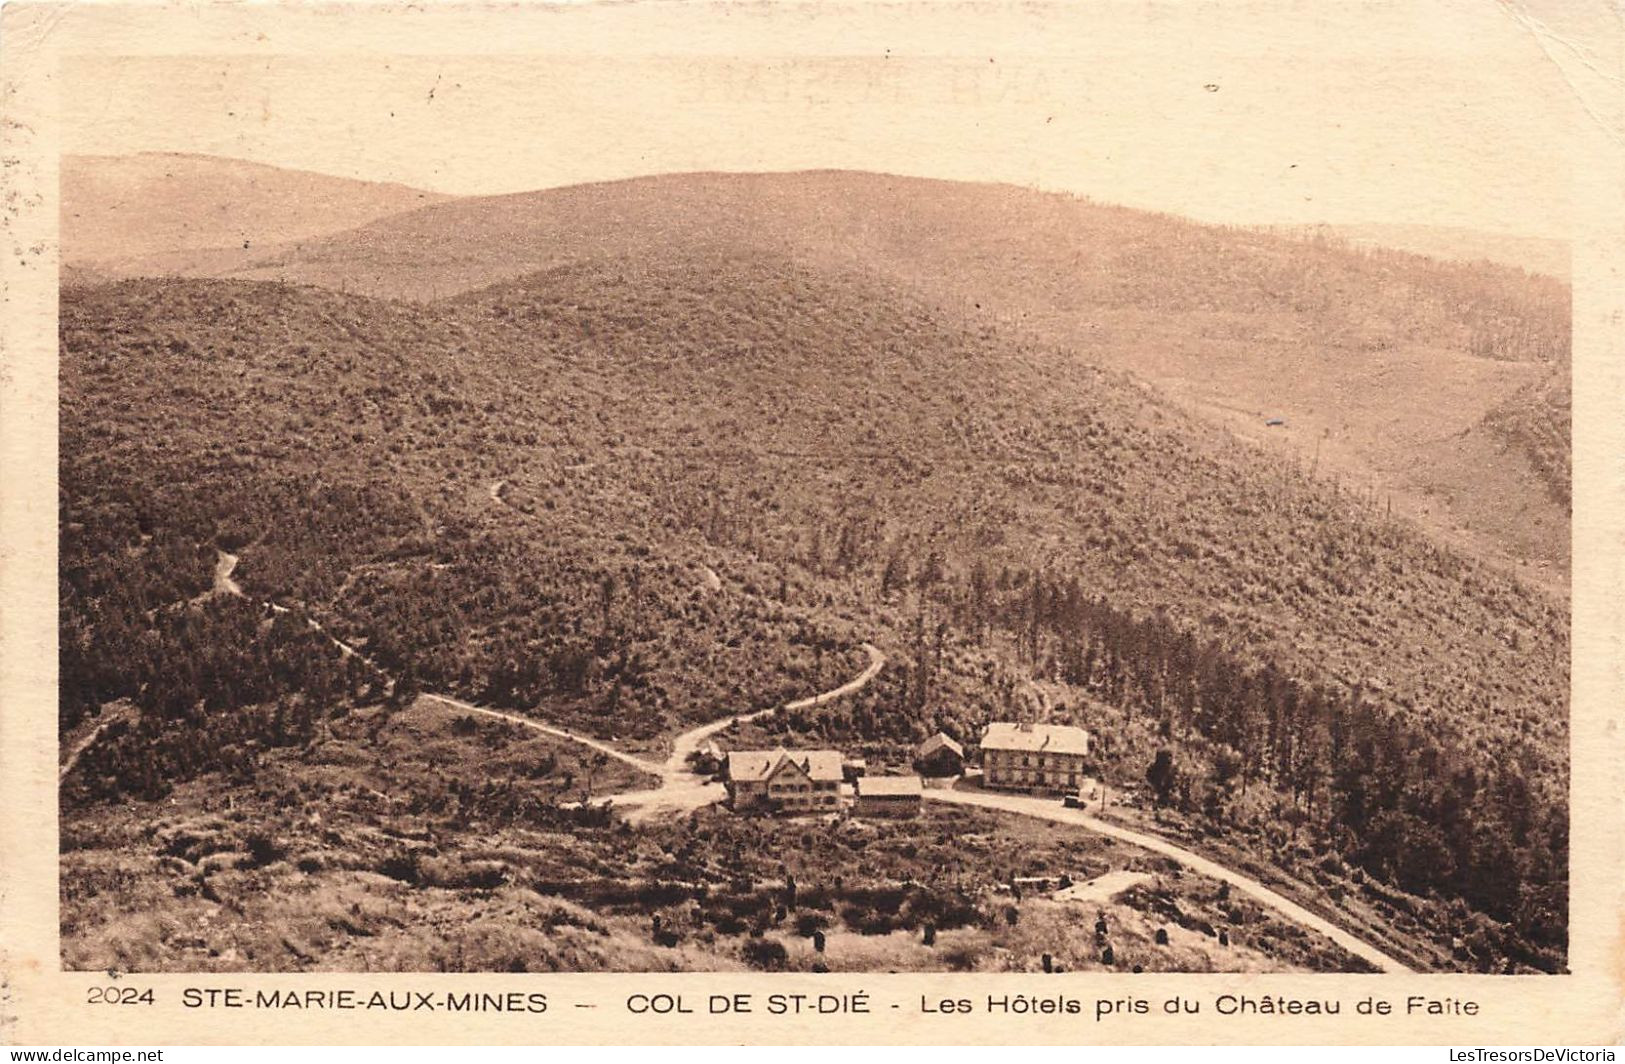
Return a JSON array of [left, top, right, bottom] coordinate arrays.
[[980, 721, 1092, 793]]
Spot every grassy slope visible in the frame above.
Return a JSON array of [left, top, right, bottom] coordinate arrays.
[[1266, 223, 1571, 282], [61, 153, 449, 269]]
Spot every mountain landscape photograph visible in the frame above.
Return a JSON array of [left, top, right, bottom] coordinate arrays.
[[55, 24, 1573, 980]]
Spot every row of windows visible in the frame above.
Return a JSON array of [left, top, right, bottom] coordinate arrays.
[[988, 768, 1081, 787], [988, 753, 1087, 768]]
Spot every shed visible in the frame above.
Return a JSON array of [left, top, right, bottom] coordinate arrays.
[[854, 775, 924, 817], [914, 732, 965, 777]]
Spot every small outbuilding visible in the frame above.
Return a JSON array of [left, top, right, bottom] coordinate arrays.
[[914, 732, 965, 778], [854, 775, 923, 817]]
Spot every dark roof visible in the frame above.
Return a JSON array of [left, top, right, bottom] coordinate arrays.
[[917, 732, 964, 758]]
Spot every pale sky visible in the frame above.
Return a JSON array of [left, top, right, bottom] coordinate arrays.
[[59, 0, 1595, 239]]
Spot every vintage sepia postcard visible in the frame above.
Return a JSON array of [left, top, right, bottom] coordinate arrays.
[[2, 0, 1622, 1046]]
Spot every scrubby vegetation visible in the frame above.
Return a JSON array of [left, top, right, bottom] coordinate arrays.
[[97, 171, 1570, 575], [61, 722, 1357, 975], [61, 204, 1568, 973]]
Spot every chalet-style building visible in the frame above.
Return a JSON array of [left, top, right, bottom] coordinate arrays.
[[724, 748, 844, 813], [854, 775, 923, 817], [913, 732, 965, 777], [980, 722, 1092, 793]]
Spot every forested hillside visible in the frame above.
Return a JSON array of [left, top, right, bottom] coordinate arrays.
[[75, 169, 1571, 580], [61, 245, 1567, 970]]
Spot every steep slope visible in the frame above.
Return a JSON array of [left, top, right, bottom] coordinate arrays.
[[61, 253, 1567, 970], [61, 153, 449, 272], [90, 167, 1570, 580]]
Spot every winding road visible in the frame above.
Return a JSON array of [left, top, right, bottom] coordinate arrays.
[[424, 642, 887, 823], [446, 625, 1406, 972], [73, 540, 1409, 973], [213, 550, 244, 597], [213, 550, 391, 674], [661, 643, 885, 777], [922, 786, 1413, 973], [58, 702, 136, 783], [421, 695, 664, 779]]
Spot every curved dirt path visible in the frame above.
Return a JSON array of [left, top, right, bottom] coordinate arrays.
[[584, 642, 887, 821], [212, 550, 391, 675], [58, 702, 136, 783], [923, 786, 1415, 973], [661, 642, 884, 777], [179, 549, 242, 608], [213, 550, 244, 596], [188, 542, 882, 805], [420, 694, 664, 778]]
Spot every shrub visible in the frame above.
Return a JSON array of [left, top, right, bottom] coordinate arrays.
[[742, 937, 789, 971], [795, 911, 830, 937], [243, 832, 283, 868], [379, 851, 423, 885]]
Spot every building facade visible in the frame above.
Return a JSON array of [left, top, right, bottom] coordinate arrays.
[[980, 722, 1092, 793], [724, 748, 844, 812]]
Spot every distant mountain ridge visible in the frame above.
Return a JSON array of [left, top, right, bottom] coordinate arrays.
[[61, 152, 450, 268], [1262, 223, 1571, 282]]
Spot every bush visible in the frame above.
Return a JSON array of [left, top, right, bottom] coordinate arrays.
[[795, 911, 830, 937], [243, 832, 283, 868], [742, 937, 789, 971], [379, 851, 423, 885]]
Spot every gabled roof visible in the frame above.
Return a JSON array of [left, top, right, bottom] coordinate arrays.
[[726, 748, 845, 783], [857, 775, 924, 798], [917, 732, 964, 758], [981, 721, 1091, 756], [783, 750, 845, 783]]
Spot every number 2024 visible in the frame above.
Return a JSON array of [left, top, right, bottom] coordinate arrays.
[[87, 987, 154, 1005]]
